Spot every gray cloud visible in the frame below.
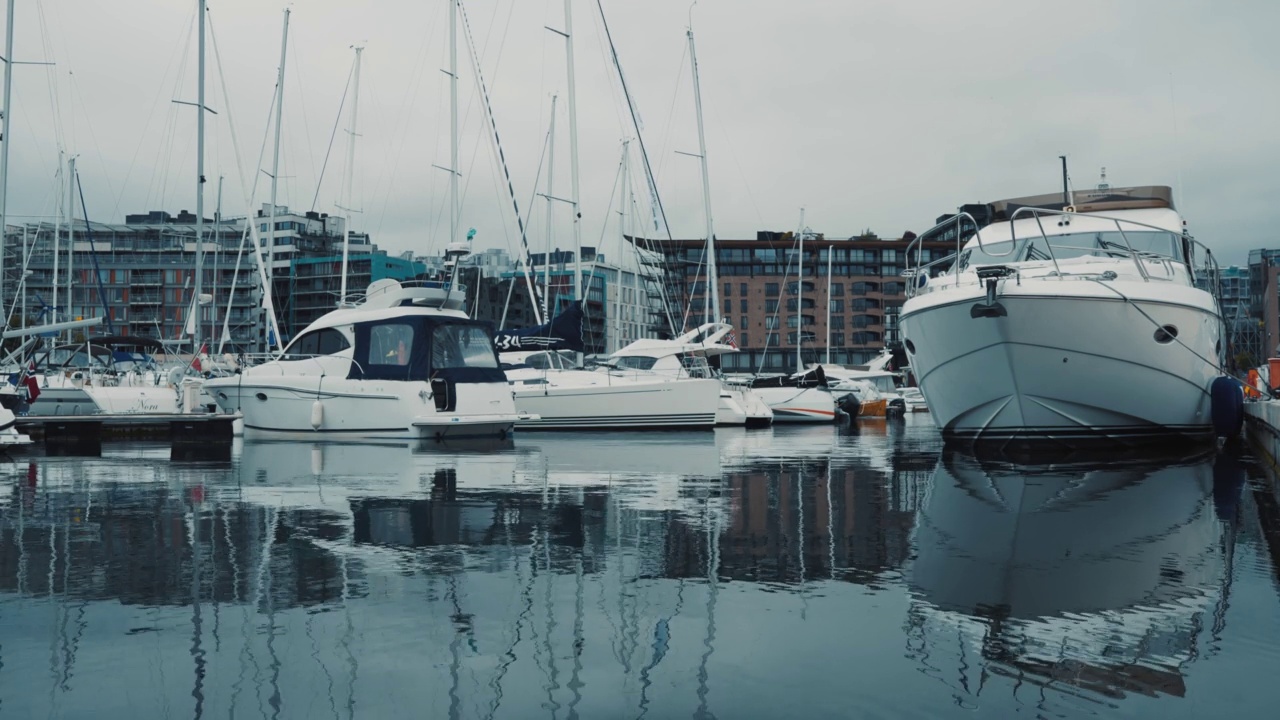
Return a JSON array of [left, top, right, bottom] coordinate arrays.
[[2, 0, 1274, 267]]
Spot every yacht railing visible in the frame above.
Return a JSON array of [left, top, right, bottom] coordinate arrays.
[[905, 206, 1213, 299]]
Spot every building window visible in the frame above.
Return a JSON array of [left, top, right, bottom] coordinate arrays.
[[766, 283, 780, 297], [740, 283, 748, 296], [830, 315, 845, 329], [829, 299, 844, 312], [788, 331, 817, 345], [830, 283, 844, 296], [852, 282, 879, 295], [691, 281, 707, 296], [724, 298, 732, 313], [766, 299, 779, 313], [740, 333, 749, 347], [765, 316, 779, 329], [883, 282, 905, 295], [724, 283, 732, 297], [831, 332, 845, 347], [786, 281, 815, 295], [740, 299, 748, 313], [766, 332, 779, 347]]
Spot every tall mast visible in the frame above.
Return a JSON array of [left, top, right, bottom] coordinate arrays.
[[51, 154, 61, 330], [339, 45, 363, 306], [449, 0, 458, 250], [563, 0, 582, 306], [64, 155, 74, 341], [687, 27, 717, 328], [266, 7, 289, 349], [616, 140, 629, 352], [0, 0, 13, 323], [796, 209, 804, 374], [543, 94, 557, 319], [825, 244, 832, 365], [193, 0, 206, 356], [211, 175, 222, 349]]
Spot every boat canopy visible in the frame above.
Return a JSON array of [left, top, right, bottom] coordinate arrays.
[[990, 185, 1174, 222], [347, 316, 504, 384]]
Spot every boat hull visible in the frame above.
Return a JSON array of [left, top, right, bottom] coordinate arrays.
[[512, 376, 720, 430], [205, 376, 518, 441], [750, 386, 836, 423], [901, 285, 1222, 445]]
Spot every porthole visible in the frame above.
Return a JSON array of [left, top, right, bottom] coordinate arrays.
[[1153, 325, 1178, 344], [255, 392, 269, 401], [904, 338, 916, 354]]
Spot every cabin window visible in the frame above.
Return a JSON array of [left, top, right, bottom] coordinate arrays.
[[369, 324, 415, 367], [431, 324, 499, 370], [614, 356, 658, 371], [283, 328, 351, 358]]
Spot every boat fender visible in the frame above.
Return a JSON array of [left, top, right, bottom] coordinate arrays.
[[167, 367, 184, 387], [310, 399, 324, 430], [1209, 376, 1244, 439]]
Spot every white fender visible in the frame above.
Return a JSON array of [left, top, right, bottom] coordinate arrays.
[[310, 399, 324, 430]]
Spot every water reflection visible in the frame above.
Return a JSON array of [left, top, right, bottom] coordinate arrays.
[[908, 449, 1233, 707], [0, 420, 1273, 719]]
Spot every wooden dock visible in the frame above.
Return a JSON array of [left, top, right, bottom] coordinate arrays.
[[15, 412, 238, 453]]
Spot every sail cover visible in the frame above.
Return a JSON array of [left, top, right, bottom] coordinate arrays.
[[492, 302, 584, 353]]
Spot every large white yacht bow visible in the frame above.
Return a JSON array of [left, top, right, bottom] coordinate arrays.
[[901, 184, 1225, 445]]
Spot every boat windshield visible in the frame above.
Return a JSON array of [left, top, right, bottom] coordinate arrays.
[[431, 324, 500, 370], [960, 230, 1181, 270], [613, 356, 658, 371]]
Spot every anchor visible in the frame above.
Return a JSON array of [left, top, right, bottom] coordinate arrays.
[[970, 265, 1016, 318]]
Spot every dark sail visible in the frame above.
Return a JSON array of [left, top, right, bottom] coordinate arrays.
[[492, 302, 584, 353]]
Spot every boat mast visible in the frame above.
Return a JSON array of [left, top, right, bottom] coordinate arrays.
[[449, 0, 458, 252], [211, 175, 222, 349], [563, 0, 583, 317], [616, 140, 629, 352], [0, 0, 13, 325], [51, 155, 61, 331], [543, 94, 557, 320], [339, 45, 363, 307], [64, 155, 74, 342], [826, 244, 832, 365], [687, 26, 717, 329], [796, 209, 804, 374], [266, 8, 289, 350], [193, 0, 207, 357]]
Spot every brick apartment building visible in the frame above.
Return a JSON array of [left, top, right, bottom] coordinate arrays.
[[633, 231, 955, 372]]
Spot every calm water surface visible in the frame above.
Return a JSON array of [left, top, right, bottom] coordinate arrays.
[[1, 415, 1278, 719]]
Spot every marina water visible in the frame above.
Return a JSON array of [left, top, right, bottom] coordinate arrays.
[[1, 416, 1277, 718]]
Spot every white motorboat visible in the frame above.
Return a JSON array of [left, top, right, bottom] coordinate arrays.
[[205, 279, 526, 440], [901, 183, 1225, 445], [503, 350, 721, 430], [608, 323, 773, 427], [743, 366, 836, 423]]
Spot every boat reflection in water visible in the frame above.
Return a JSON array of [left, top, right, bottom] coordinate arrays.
[[908, 448, 1232, 706]]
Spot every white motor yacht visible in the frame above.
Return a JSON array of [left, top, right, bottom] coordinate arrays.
[[609, 323, 773, 427], [743, 366, 836, 423], [0, 387, 32, 446], [901, 184, 1225, 445], [503, 349, 721, 430], [205, 279, 525, 440]]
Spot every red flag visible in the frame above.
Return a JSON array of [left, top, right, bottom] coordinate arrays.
[[193, 344, 207, 372], [23, 375, 39, 404], [725, 331, 738, 349]]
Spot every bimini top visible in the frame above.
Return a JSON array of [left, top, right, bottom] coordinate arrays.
[[990, 185, 1174, 221], [298, 279, 470, 336]]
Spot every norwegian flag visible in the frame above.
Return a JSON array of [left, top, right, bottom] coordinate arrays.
[[724, 330, 738, 349]]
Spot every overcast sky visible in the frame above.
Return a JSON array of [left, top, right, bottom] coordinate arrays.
[[2, 0, 1276, 267]]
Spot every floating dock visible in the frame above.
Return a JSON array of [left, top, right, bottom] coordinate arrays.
[[15, 412, 238, 446]]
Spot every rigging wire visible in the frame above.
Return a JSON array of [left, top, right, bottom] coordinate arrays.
[[457, 0, 542, 321], [309, 59, 355, 214], [288, 33, 319, 209], [595, 0, 678, 336]]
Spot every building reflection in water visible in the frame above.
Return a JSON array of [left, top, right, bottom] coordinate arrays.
[[0, 422, 1261, 718], [906, 448, 1240, 709]]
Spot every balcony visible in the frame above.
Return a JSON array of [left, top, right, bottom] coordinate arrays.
[[132, 273, 164, 286]]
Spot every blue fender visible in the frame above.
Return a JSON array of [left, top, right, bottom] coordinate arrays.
[[1210, 376, 1244, 439]]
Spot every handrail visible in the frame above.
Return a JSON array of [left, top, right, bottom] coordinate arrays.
[[906, 206, 1195, 298]]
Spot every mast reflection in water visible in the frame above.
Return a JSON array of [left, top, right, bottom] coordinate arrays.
[[0, 419, 1276, 719]]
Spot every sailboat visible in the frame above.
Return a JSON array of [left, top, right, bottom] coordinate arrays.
[[496, 3, 721, 430]]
